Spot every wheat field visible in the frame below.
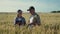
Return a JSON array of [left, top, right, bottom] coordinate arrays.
[[0, 13, 60, 34]]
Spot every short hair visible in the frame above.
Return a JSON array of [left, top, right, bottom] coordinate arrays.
[[17, 9, 22, 13], [27, 6, 35, 11]]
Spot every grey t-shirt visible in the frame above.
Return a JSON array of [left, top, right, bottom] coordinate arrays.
[[29, 13, 41, 25]]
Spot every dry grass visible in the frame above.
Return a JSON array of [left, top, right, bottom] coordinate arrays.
[[0, 13, 60, 34]]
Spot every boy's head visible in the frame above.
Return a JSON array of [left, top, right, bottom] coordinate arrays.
[[18, 9, 22, 13], [17, 9, 22, 17]]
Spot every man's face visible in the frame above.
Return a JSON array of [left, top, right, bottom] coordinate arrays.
[[29, 9, 34, 15]]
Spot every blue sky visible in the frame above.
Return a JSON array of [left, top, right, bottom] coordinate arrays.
[[0, 0, 60, 12]]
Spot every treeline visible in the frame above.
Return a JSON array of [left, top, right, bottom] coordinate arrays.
[[51, 11, 60, 13]]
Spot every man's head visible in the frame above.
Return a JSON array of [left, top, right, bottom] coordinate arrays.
[[27, 6, 35, 15], [17, 9, 22, 17]]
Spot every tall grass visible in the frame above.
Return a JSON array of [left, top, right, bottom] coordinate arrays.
[[0, 13, 60, 34]]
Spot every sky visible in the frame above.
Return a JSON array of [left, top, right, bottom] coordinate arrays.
[[0, 0, 60, 12]]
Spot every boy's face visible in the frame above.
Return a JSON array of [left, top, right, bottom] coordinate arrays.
[[18, 12, 22, 17]]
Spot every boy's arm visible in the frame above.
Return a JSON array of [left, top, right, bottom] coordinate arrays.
[[22, 18, 26, 25], [24, 19, 26, 25], [14, 18, 17, 25]]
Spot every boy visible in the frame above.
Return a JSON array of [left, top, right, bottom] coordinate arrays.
[[15, 10, 26, 26]]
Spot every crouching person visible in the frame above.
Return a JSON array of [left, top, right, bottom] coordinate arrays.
[[14, 9, 26, 26]]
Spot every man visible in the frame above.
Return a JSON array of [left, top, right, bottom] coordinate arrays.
[[15, 9, 26, 26], [27, 6, 41, 27]]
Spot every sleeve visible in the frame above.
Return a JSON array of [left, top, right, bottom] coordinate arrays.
[[14, 18, 18, 25]]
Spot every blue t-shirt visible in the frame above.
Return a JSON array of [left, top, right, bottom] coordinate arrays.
[[15, 17, 26, 25]]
